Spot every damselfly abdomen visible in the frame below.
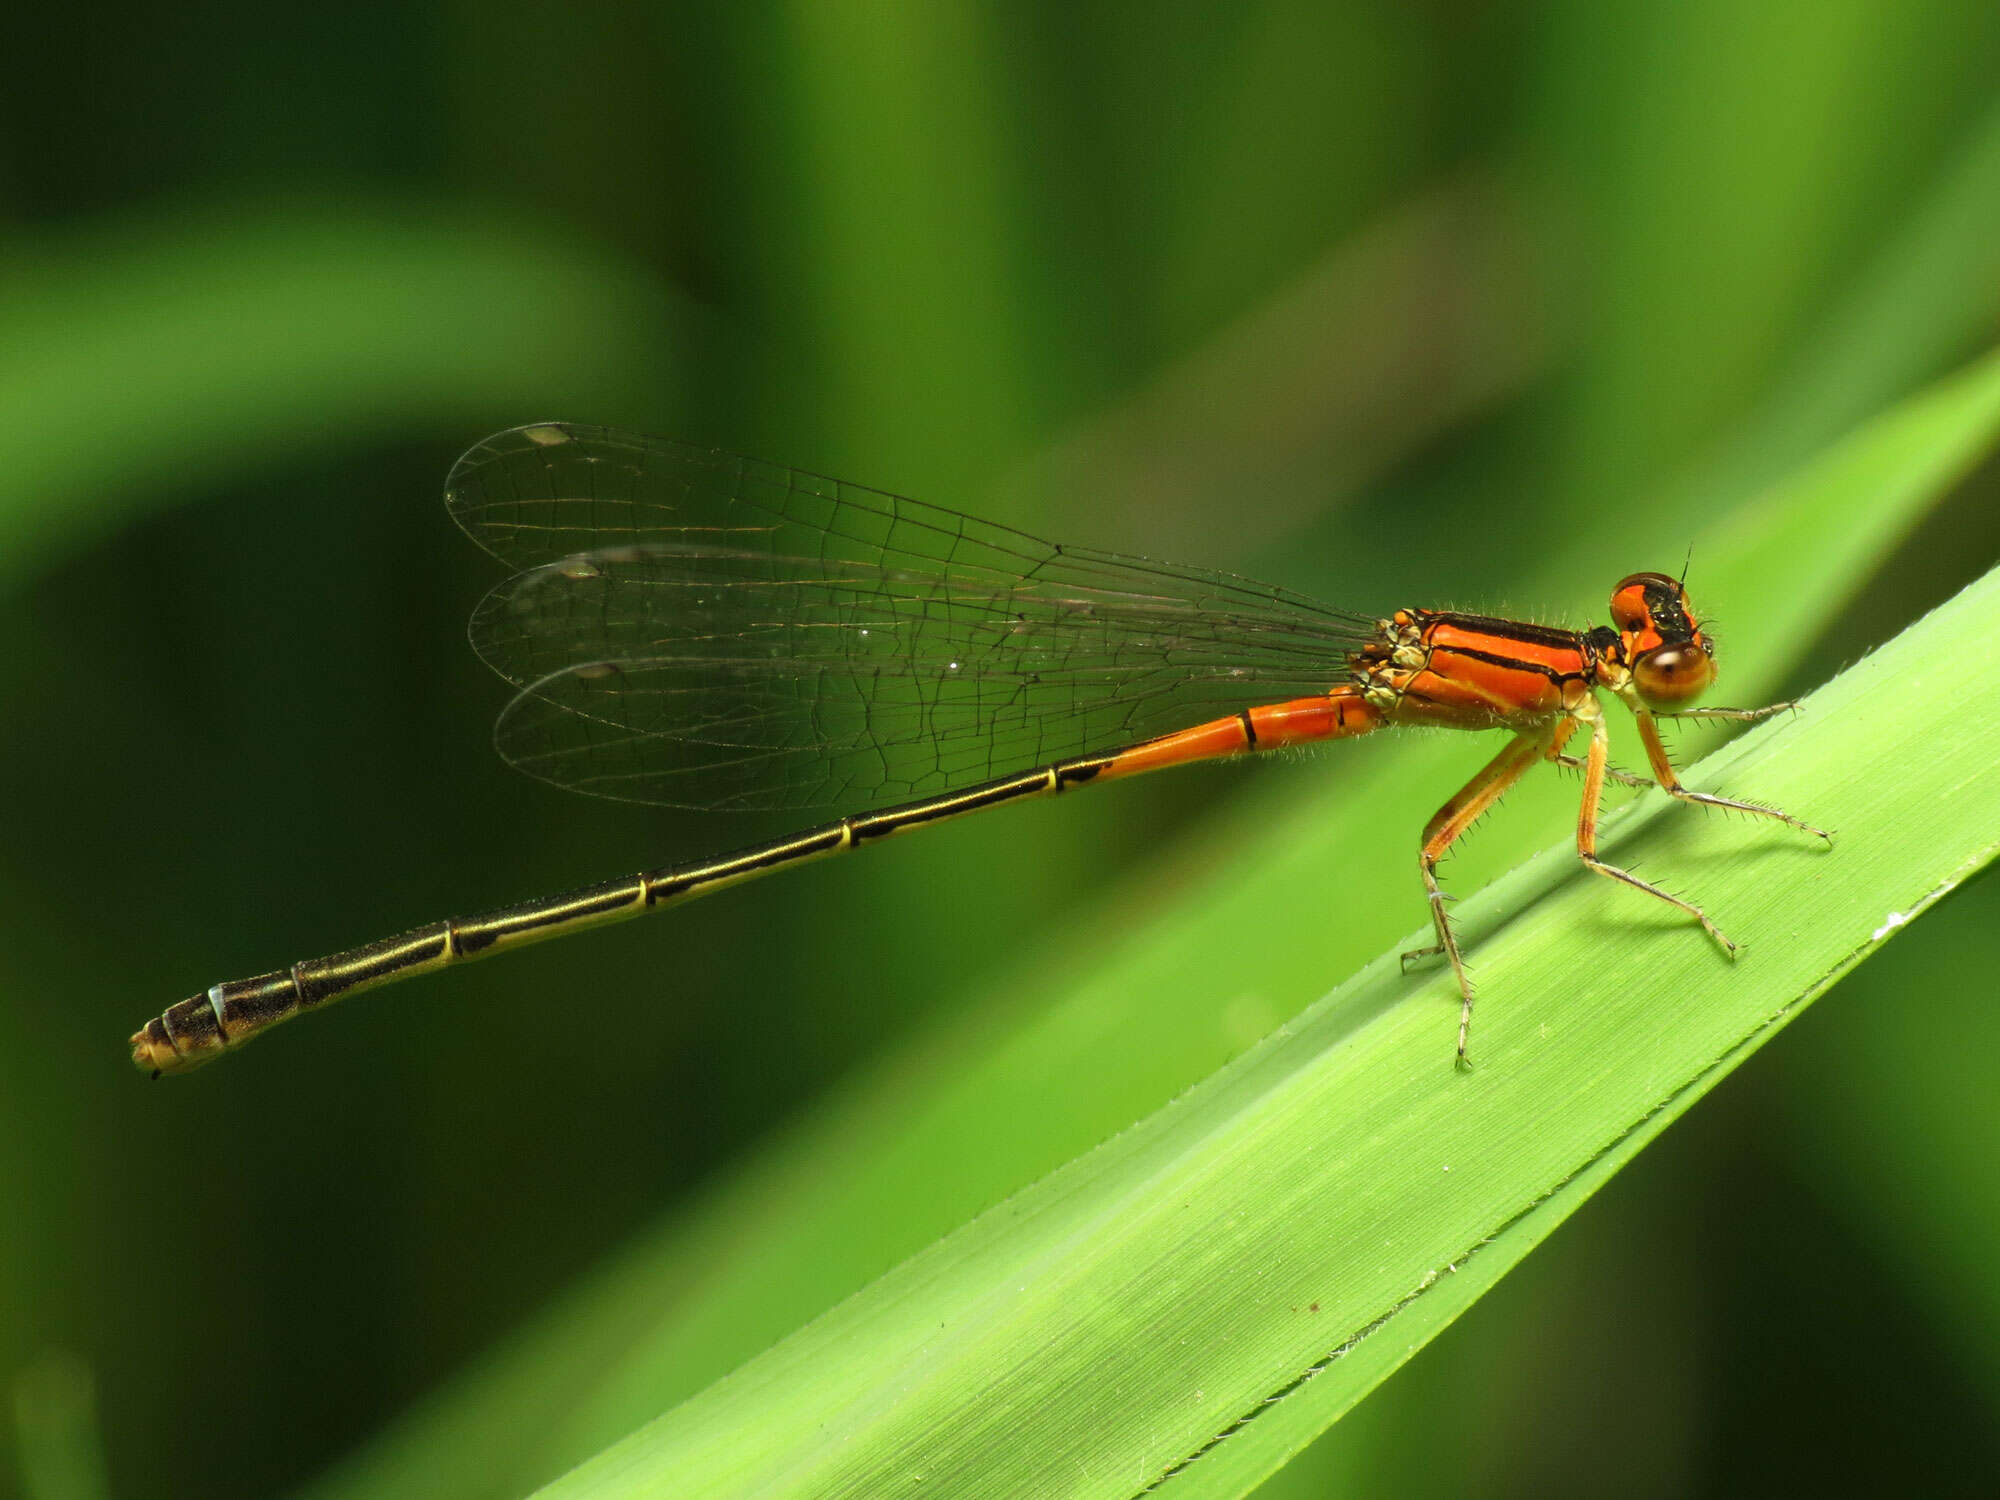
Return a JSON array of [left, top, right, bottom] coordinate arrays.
[[132, 423, 1825, 1077]]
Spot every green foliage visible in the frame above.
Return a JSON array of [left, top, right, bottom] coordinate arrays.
[[7, 8, 2000, 1499], [310, 348, 2000, 1500], [0, 202, 682, 589], [549, 561, 2000, 1500]]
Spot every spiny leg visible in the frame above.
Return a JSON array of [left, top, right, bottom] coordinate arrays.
[[1541, 707, 1665, 787], [1400, 726, 1558, 1071], [1654, 702, 1796, 723], [1573, 698, 1739, 952], [1550, 753, 1656, 789], [1629, 704, 1830, 841], [1405, 717, 1579, 964]]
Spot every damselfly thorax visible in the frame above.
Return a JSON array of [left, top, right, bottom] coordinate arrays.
[[132, 425, 1825, 1077]]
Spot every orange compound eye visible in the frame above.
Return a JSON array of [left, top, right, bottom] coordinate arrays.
[[1633, 641, 1713, 704], [1609, 572, 1681, 634]]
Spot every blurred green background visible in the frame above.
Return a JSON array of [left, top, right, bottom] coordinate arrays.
[[6, 3, 2000, 1497]]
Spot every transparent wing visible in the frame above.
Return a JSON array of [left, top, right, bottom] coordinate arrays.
[[447, 423, 1384, 811]]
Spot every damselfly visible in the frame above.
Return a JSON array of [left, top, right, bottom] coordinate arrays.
[[132, 423, 1826, 1077]]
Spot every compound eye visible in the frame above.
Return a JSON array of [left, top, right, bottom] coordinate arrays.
[[1609, 578, 1656, 633], [1634, 642, 1713, 704]]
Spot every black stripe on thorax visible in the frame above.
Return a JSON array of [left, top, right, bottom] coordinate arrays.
[[1425, 611, 1588, 652], [1437, 641, 1591, 686]]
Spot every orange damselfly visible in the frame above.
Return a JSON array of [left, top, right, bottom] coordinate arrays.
[[131, 423, 1825, 1077]]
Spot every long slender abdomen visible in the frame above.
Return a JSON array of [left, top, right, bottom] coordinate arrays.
[[130, 690, 1383, 1077], [1095, 689, 1382, 781]]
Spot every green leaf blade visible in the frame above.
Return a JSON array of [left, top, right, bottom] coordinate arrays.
[[532, 445, 2000, 1493]]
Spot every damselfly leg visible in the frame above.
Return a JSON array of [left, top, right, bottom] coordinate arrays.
[[131, 427, 1827, 1077]]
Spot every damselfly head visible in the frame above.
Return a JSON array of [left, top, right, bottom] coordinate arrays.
[[1610, 572, 1715, 706]]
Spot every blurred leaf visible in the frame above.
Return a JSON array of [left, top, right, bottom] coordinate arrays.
[[1691, 80, 2000, 510], [1777, 850, 2000, 1398], [16, 11, 2000, 1500], [1539, 0, 1999, 500], [12, 1353, 109, 1500], [301, 322, 2000, 1498], [995, 173, 1557, 564], [0, 197, 683, 589], [761, 7, 1042, 476], [530, 437, 2000, 1497], [1154, 1, 1431, 343]]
